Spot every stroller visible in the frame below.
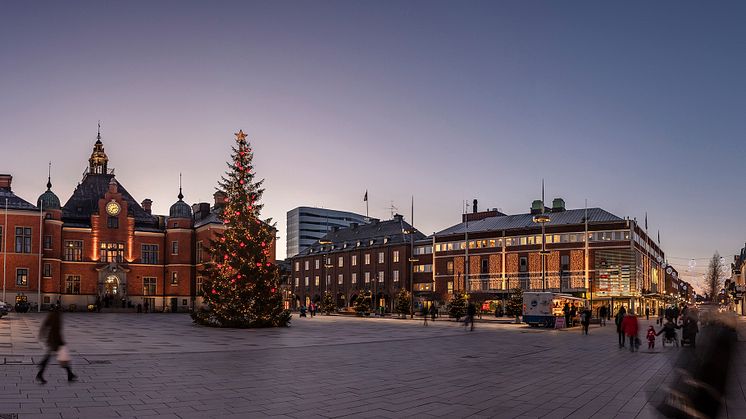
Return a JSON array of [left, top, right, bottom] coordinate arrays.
[[658, 322, 680, 347]]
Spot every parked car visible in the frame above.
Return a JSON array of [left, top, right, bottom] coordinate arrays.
[[0, 301, 10, 317]]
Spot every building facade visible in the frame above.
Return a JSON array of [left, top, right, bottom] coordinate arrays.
[[0, 132, 275, 311], [431, 199, 670, 315], [289, 214, 424, 311], [286, 207, 368, 258]]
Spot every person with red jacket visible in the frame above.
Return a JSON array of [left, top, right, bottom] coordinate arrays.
[[621, 312, 640, 352], [646, 325, 657, 350]]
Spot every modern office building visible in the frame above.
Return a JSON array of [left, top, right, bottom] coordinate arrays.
[[286, 207, 368, 257]]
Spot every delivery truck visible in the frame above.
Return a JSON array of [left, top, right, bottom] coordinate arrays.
[[523, 292, 585, 327]]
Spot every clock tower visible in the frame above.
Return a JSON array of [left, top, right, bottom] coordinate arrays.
[[89, 125, 108, 175]]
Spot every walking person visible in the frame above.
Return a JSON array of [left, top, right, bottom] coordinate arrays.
[[466, 302, 477, 331], [563, 303, 571, 328], [581, 306, 591, 335], [599, 305, 607, 326], [569, 304, 578, 327], [615, 306, 627, 348], [646, 325, 657, 351], [645, 307, 650, 320], [622, 311, 640, 352], [36, 308, 77, 384], [430, 303, 437, 322]]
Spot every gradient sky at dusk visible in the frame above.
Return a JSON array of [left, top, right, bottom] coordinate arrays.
[[2, 1, 745, 291]]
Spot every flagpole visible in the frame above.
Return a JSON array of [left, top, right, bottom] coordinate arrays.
[[3, 198, 7, 303]]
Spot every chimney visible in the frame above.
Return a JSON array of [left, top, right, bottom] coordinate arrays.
[[473, 199, 478, 213], [0, 174, 11, 190], [551, 198, 566, 212], [141, 199, 152, 214], [530, 200, 544, 215], [393, 213, 403, 222], [213, 191, 227, 208]]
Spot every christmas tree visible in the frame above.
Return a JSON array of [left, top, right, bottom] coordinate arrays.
[[354, 291, 371, 315], [505, 287, 523, 316], [319, 292, 335, 315], [447, 292, 468, 319], [192, 130, 291, 328], [394, 288, 411, 318]]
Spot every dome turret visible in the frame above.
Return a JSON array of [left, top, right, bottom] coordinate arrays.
[[37, 164, 60, 210], [168, 176, 192, 219]]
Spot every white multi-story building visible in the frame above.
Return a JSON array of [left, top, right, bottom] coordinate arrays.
[[286, 207, 369, 258]]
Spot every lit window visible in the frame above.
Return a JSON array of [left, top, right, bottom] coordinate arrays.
[[378, 271, 384, 282], [315, 259, 319, 269], [295, 262, 299, 271], [393, 251, 399, 262], [352, 255, 357, 266], [338, 274, 343, 285], [171, 272, 178, 286], [304, 261, 309, 270], [364, 272, 370, 283], [352, 273, 357, 284], [393, 270, 399, 282], [304, 277, 309, 286], [378, 252, 384, 263], [365, 254, 370, 265], [338, 256, 343, 267], [314, 276, 319, 286], [64, 240, 83, 261], [16, 268, 28, 286]]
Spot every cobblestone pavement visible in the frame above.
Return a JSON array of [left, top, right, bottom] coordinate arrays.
[[1, 313, 744, 419]]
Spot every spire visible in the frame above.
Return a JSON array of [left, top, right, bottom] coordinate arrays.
[[89, 124, 109, 174], [46, 161, 52, 190], [96, 120, 102, 142], [178, 173, 184, 201]]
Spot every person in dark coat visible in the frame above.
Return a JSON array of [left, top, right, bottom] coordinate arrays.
[[36, 308, 76, 384], [599, 305, 607, 326], [580, 307, 592, 335], [645, 307, 650, 320], [562, 303, 571, 328], [430, 304, 437, 322], [569, 304, 578, 327], [466, 302, 477, 331], [615, 306, 627, 348]]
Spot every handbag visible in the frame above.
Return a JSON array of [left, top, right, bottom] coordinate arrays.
[[57, 345, 71, 362]]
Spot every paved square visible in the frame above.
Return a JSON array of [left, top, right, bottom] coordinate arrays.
[[1, 313, 744, 418]]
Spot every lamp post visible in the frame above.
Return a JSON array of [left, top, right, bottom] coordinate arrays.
[[532, 213, 551, 292], [318, 239, 332, 306]]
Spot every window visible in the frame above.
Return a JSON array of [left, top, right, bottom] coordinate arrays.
[[314, 276, 319, 286], [352, 255, 357, 266], [364, 272, 371, 283], [171, 241, 179, 255], [196, 276, 203, 296], [64, 240, 83, 261], [171, 272, 178, 286], [144, 277, 157, 296], [393, 251, 399, 263], [43, 263, 51, 278], [338, 274, 343, 285], [295, 262, 300, 272], [447, 281, 454, 292], [338, 256, 344, 267], [196, 241, 204, 263], [447, 261, 454, 275], [326, 274, 331, 286], [142, 244, 159, 264], [304, 277, 309, 286], [43, 235, 52, 250], [107, 216, 119, 229], [365, 254, 370, 265], [481, 258, 488, 274], [414, 264, 432, 273], [64, 275, 80, 294], [326, 257, 331, 265], [519, 257, 528, 272], [560, 255, 570, 273], [315, 259, 319, 269], [378, 271, 384, 282], [16, 268, 28, 286], [294, 278, 299, 287], [100, 242, 124, 263], [304, 261, 309, 270], [393, 270, 399, 282], [15, 227, 31, 253], [352, 273, 357, 284]]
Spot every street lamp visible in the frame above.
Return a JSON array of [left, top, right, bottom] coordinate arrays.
[[532, 213, 551, 292], [408, 255, 419, 318]]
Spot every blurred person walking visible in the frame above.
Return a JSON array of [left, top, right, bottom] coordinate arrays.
[[36, 308, 77, 384], [615, 306, 627, 348]]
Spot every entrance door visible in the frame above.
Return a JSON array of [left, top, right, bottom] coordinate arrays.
[[170, 297, 178, 313], [104, 275, 120, 296]]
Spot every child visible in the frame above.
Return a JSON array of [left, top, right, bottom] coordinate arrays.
[[646, 325, 656, 350]]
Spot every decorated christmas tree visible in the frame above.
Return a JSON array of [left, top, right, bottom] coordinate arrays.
[[447, 292, 468, 319], [192, 130, 291, 328], [394, 288, 411, 318], [505, 287, 523, 317], [319, 292, 335, 315], [354, 291, 372, 315]]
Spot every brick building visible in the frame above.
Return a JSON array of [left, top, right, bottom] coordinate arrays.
[[289, 214, 425, 312], [432, 198, 669, 315], [0, 132, 275, 311]]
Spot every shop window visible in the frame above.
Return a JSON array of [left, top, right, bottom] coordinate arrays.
[[16, 268, 28, 286]]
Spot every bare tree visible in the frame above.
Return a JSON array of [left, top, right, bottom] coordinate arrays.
[[706, 252, 724, 301]]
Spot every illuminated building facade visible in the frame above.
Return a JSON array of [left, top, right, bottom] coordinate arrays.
[[0, 132, 275, 311]]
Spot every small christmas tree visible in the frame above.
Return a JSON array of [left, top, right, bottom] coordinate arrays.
[[355, 291, 371, 315], [192, 130, 291, 328], [448, 292, 468, 319], [505, 287, 523, 317], [319, 292, 335, 315], [394, 288, 411, 318]]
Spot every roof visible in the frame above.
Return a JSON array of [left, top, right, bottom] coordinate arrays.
[[61, 173, 158, 228], [0, 187, 38, 211], [435, 208, 623, 237], [297, 215, 425, 256]]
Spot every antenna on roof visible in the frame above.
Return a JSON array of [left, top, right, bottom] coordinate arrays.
[[178, 172, 184, 201]]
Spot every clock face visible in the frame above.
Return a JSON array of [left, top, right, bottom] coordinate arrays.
[[106, 201, 121, 216]]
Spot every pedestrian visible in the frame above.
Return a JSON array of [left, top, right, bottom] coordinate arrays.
[[310, 302, 316, 317], [466, 302, 477, 331], [430, 304, 437, 322], [658, 308, 664, 325], [682, 315, 699, 348], [599, 305, 607, 326], [645, 307, 650, 320], [299, 304, 307, 317], [622, 312, 640, 352], [563, 303, 570, 328], [615, 306, 627, 348], [144, 300, 149, 313], [581, 306, 591, 335], [569, 304, 578, 327], [36, 307, 77, 384], [646, 325, 657, 350]]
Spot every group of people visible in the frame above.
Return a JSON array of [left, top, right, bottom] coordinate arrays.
[[299, 303, 317, 317], [562, 303, 593, 334], [615, 304, 699, 352]]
